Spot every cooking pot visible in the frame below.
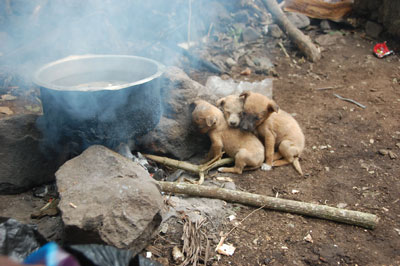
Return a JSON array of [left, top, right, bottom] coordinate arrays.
[[33, 55, 165, 152]]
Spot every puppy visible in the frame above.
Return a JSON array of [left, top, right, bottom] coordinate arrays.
[[190, 99, 264, 174], [216, 95, 243, 128], [239, 91, 305, 175]]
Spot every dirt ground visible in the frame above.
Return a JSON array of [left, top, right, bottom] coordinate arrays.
[[148, 30, 400, 265], [1, 27, 400, 265]]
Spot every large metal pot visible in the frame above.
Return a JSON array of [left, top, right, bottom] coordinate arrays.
[[33, 55, 165, 152]]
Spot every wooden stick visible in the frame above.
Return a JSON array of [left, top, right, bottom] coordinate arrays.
[[143, 154, 234, 184], [262, 0, 321, 62], [158, 182, 379, 229]]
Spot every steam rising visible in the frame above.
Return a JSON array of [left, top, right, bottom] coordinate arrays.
[[0, 0, 229, 155], [0, 0, 223, 74]]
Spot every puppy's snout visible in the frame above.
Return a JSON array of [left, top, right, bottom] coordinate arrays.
[[229, 121, 239, 127], [227, 114, 241, 128]]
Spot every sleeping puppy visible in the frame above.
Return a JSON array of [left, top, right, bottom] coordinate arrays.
[[217, 92, 305, 175], [190, 99, 264, 174], [216, 95, 244, 128]]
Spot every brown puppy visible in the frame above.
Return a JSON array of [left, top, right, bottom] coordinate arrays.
[[238, 91, 305, 175], [190, 99, 264, 174], [216, 95, 243, 128]]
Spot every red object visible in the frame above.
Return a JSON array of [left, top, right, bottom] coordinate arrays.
[[373, 42, 393, 58]]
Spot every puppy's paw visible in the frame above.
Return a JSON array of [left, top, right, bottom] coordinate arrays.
[[217, 167, 226, 172], [261, 163, 272, 171]]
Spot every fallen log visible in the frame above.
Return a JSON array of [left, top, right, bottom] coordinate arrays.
[[262, 0, 321, 62], [158, 181, 379, 229]]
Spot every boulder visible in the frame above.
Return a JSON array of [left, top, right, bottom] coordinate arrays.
[[0, 114, 58, 194], [285, 12, 310, 29], [56, 145, 163, 254], [268, 24, 284, 38], [241, 27, 262, 42], [136, 67, 210, 160]]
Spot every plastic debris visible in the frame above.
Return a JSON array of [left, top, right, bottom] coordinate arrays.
[[304, 233, 314, 243], [205, 76, 273, 99], [0, 218, 47, 262], [172, 246, 185, 263], [216, 244, 236, 256], [373, 42, 393, 58]]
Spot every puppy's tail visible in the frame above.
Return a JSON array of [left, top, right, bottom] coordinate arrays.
[[292, 157, 303, 176]]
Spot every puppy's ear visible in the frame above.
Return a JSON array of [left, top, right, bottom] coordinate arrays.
[[267, 101, 279, 113], [216, 98, 225, 108], [206, 116, 217, 127], [239, 91, 251, 102]]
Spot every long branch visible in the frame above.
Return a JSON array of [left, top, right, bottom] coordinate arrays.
[[262, 0, 321, 62], [158, 182, 379, 229]]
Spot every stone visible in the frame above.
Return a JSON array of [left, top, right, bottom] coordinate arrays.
[[320, 20, 332, 31], [56, 145, 163, 254], [136, 67, 210, 160], [0, 114, 59, 194], [226, 57, 237, 67], [253, 56, 275, 74], [286, 12, 310, 29], [315, 34, 341, 46], [365, 20, 383, 38], [241, 27, 262, 42], [233, 10, 250, 23], [268, 24, 284, 38]]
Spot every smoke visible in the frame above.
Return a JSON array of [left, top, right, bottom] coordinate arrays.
[[0, 0, 224, 74], [0, 0, 237, 155]]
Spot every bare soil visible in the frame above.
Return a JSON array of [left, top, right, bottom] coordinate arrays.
[[150, 31, 400, 265], [1, 28, 400, 265]]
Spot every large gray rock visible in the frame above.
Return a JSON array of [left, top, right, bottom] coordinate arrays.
[[56, 145, 163, 253], [0, 114, 58, 194], [136, 67, 210, 160]]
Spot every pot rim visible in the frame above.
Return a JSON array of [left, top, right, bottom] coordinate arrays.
[[33, 54, 165, 92]]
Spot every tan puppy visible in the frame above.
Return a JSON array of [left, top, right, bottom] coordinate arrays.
[[190, 100, 264, 174], [216, 95, 244, 128], [238, 91, 305, 175]]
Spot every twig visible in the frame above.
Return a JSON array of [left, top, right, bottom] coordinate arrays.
[[158, 182, 379, 229], [316, 86, 341, 90], [278, 41, 290, 58], [334, 94, 366, 109], [225, 204, 266, 237], [144, 154, 233, 184], [215, 205, 265, 255]]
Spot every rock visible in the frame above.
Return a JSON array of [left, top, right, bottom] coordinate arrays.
[[388, 151, 397, 159], [365, 20, 383, 38], [378, 149, 389, 155], [268, 24, 284, 38], [320, 20, 332, 31], [225, 57, 237, 68], [240, 27, 261, 42], [253, 56, 274, 74], [56, 145, 163, 254], [233, 10, 250, 23], [136, 67, 210, 160], [315, 34, 341, 46], [0, 114, 59, 194], [286, 12, 310, 29]]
